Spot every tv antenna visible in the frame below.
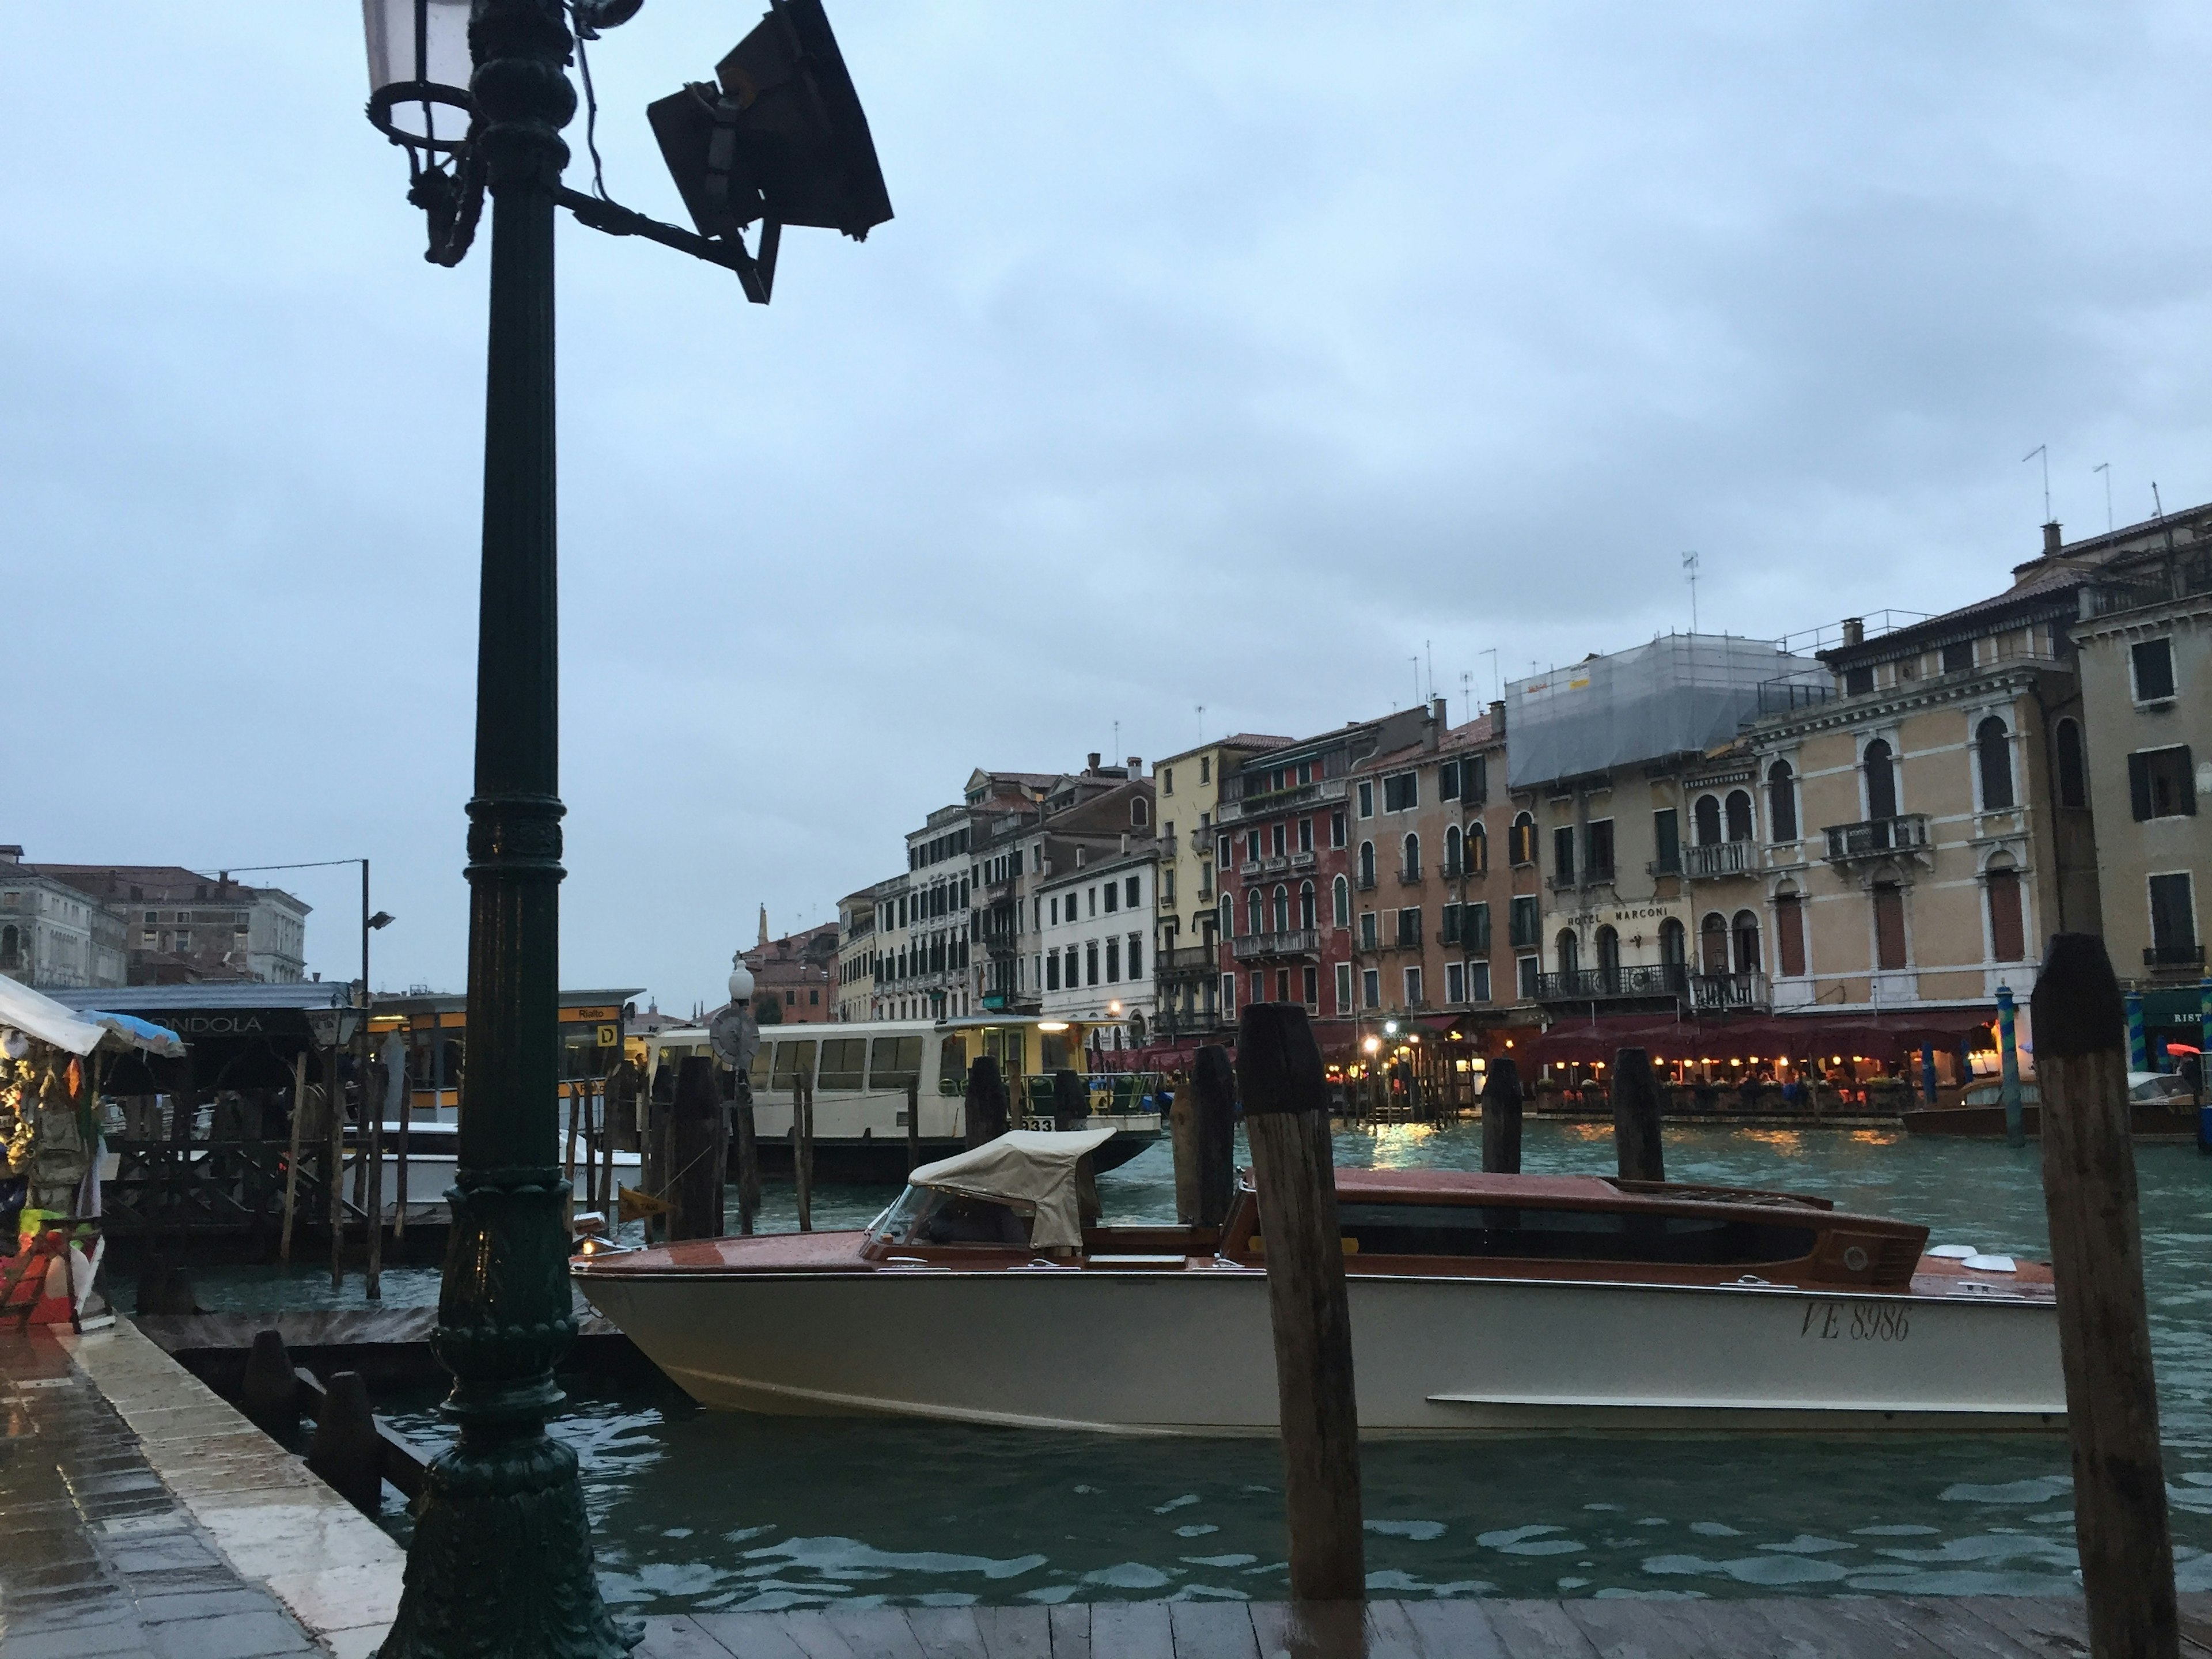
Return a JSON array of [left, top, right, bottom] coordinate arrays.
[[1195, 704, 1205, 744], [2023, 445, 2050, 523], [1480, 648, 1499, 700], [1682, 551, 1700, 633], [1410, 656, 1421, 709], [2093, 462, 2112, 533], [1424, 639, 1434, 703], [2152, 480, 2166, 520]]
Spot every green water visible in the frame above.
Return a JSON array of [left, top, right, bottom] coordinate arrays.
[[191, 1123, 2212, 1607]]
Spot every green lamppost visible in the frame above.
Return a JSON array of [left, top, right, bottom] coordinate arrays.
[[359, 3, 889, 1652]]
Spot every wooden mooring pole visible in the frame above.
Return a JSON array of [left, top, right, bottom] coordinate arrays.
[[2032, 933, 2178, 1659], [279, 1052, 307, 1267], [905, 1077, 920, 1173], [966, 1056, 1010, 1148], [1191, 1044, 1237, 1228], [1237, 1002, 1363, 1607], [326, 1045, 345, 1291], [793, 1074, 814, 1234], [733, 1074, 760, 1237], [1482, 1054, 1523, 1175], [669, 1056, 726, 1242], [1611, 1047, 1665, 1183]]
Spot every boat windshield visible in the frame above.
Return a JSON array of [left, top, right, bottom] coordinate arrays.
[[873, 1184, 1031, 1248]]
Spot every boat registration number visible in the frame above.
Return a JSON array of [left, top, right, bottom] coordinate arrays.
[[1800, 1301, 1910, 1342]]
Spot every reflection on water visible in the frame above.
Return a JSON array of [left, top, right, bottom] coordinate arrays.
[[196, 1122, 2212, 1607]]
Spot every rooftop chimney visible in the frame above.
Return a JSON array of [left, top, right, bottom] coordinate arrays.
[[0, 845, 20, 865], [1127, 755, 1141, 771], [1840, 616, 1866, 647], [1087, 752, 1101, 771], [1488, 698, 1506, 736], [2043, 521, 2063, 555]]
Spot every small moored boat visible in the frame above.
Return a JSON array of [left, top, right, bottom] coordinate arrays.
[[573, 1130, 2063, 1437]]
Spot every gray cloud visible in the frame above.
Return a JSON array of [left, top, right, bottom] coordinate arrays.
[[7, 2, 2210, 1005]]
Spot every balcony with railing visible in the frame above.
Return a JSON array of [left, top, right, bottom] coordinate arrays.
[[1357, 872, 1377, 892], [2082, 552, 2212, 620], [1397, 865, 1423, 885], [1688, 971, 1770, 1011], [1535, 964, 1685, 1003], [1161, 944, 1218, 975], [1685, 840, 1752, 878], [1823, 814, 1932, 863], [1289, 850, 1318, 872], [1230, 929, 1320, 961]]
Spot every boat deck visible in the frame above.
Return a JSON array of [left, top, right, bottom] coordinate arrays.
[[634, 1590, 2212, 1658]]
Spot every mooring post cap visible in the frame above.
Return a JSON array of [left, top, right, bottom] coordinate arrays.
[[1236, 1003, 1330, 1116], [2030, 933, 2126, 1059]]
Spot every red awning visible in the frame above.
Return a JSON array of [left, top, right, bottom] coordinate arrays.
[[1515, 1007, 1997, 1067]]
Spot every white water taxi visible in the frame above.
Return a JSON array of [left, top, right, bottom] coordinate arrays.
[[573, 1131, 2063, 1437]]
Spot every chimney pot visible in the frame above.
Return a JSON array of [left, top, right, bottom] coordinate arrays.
[[1127, 755, 1141, 771], [1088, 752, 1101, 770], [1488, 698, 1506, 735], [1840, 616, 1866, 647], [2043, 521, 2063, 555], [0, 845, 21, 864]]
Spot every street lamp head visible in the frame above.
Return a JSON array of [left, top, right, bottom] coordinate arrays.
[[368, 911, 396, 931], [362, 0, 475, 154], [728, 960, 755, 1005], [649, 0, 893, 245]]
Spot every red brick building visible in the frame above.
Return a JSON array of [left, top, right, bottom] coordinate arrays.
[[1209, 705, 1431, 1057]]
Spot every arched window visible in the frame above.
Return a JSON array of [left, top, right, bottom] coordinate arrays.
[[1767, 760, 1797, 842], [2056, 718, 2088, 808], [1358, 841, 1376, 885], [1699, 912, 1730, 975], [1694, 794, 1723, 847], [1402, 833, 1421, 880], [1299, 881, 1316, 930], [1131, 796, 1149, 827], [1272, 885, 1290, 933], [1469, 821, 1488, 873], [1986, 857, 2025, 961], [1774, 889, 1806, 978], [1595, 924, 1620, 989], [1725, 790, 1754, 842], [1332, 875, 1350, 927], [1863, 738, 1897, 820], [1509, 813, 1537, 865], [1975, 717, 2014, 810], [1731, 910, 1762, 975], [1445, 825, 1462, 875], [1219, 894, 1233, 937], [0, 925, 16, 969], [1658, 916, 1687, 968], [1556, 929, 1580, 975], [1247, 889, 1264, 935]]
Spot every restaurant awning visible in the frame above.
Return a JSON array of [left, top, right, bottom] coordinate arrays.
[[1516, 1007, 1997, 1067]]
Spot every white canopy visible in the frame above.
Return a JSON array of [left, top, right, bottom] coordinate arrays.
[[907, 1127, 1115, 1251], [0, 975, 184, 1059]]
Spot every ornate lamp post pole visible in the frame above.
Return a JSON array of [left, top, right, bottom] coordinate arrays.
[[359, 2, 889, 1649], [375, 2, 629, 1654]]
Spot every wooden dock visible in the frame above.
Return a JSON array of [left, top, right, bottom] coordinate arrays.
[[634, 1591, 2212, 1659]]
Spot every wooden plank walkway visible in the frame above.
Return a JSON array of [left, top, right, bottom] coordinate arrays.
[[634, 1593, 2212, 1659]]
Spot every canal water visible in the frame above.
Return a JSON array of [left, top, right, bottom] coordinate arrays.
[[176, 1124, 2212, 1608]]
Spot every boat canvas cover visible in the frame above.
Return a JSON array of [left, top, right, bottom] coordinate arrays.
[[906, 1127, 1116, 1249]]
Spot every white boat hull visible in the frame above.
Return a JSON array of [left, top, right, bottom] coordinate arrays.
[[576, 1258, 2065, 1437]]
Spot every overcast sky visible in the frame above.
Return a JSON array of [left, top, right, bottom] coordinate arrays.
[[9, 3, 2211, 1012]]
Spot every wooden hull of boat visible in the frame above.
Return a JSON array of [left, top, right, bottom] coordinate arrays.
[[576, 1261, 2065, 1437]]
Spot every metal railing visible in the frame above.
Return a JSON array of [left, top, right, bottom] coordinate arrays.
[[1535, 964, 1685, 1002], [1398, 866, 1423, 885], [1823, 814, 1931, 862], [1162, 945, 1217, 972], [1689, 971, 1770, 1011], [1357, 872, 1377, 891], [1685, 840, 1752, 878], [2083, 554, 2212, 620], [1289, 850, 1318, 872], [2144, 944, 2206, 968], [1230, 929, 1320, 961]]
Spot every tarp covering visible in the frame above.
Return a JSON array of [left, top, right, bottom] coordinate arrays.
[[906, 1127, 1115, 1250], [79, 1011, 187, 1059], [1506, 634, 1822, 788], [0, 975, 113, 1057]]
